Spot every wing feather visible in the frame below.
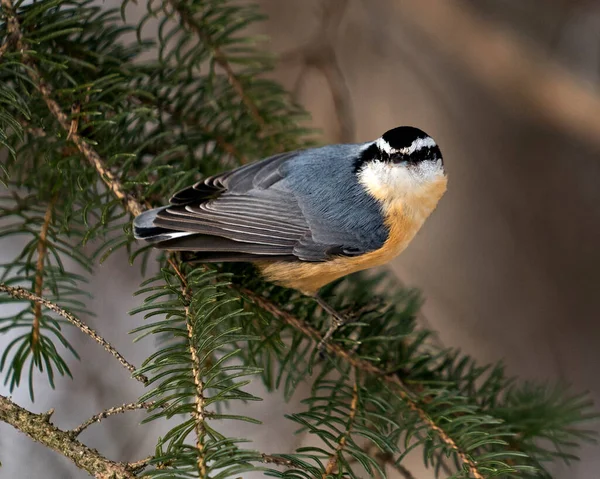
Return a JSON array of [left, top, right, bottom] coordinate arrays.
[[148, 152, 318, 257], [135, 147, 381, 262]]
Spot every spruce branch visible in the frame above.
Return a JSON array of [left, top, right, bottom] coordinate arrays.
[[239, 287, 485, 479], [0, 0, 144, 217], [0, 0, 21, 45], [129, 95, 248, 164], [323, 379, 360, 478], [0, 284, 147, 385], [71, 401, 157, 437], [167, 0, 267, 129], [168, 257, 208, 478], [1, 1, 594, 476], [0, 394, 136, 479], [34, 78, 144, 217], [186, 310, 208, 478], [31, 197, 56, 350]]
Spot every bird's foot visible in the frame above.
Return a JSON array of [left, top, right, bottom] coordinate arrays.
[[314, 295, 349, 358]]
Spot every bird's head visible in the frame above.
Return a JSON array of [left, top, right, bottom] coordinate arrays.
[[354, 126, 447, 213]]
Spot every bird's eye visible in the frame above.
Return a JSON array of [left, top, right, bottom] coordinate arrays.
[[390, 153, 407, 164]]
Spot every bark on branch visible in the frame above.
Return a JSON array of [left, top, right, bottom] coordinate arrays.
[[0, 395, 136, 479], [0, 284, 147, 384], [240, 288, 484, 479]]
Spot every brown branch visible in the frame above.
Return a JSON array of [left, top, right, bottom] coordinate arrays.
[[280, 0, 355, 143], [71, 401, 156, 437], [378, 454, 419, 479], [259, 453, 295, 468], [167, 0, 266, 130], [239, 288, 483, 479], [127, 455, 154, 472], [0, 394, 136, 479], [168, 258, 207, 478], [203, 125, 247, 164], [321, 55, 354, 143], [0, 284, 148, 385], [186, 312, 208, 478], [31, 197, 56, 350], [0, 0, 22, 61], [323, 380, 359, 478], [0, 0, 21, 41], [34, 77, 144, 217], [391, 0, 600, 149], [67, 100, 81, 140], [0, 40, 10, 59], [393, 463, 419, 479]]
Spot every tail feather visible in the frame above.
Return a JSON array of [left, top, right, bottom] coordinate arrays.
[[133, 207, 297, 263], [133, 207, 194, 243]]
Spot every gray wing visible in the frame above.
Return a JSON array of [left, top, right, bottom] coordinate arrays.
[[135, 151, 363, 262]]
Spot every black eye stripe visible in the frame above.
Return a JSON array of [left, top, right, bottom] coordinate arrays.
[[353, 142, 443, 174], [390, 145, 440, 163], [353, 143, 380, 173]]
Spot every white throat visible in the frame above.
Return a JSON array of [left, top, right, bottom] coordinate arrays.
[[356, 141, 446, 216]]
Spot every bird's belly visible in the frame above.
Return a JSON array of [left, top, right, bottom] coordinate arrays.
[[258, 207, 422, 294]]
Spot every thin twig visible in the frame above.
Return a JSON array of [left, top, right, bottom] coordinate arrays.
[[71, 401, 156, 437], [200, 124, 248, 164], [168, 0, 266, 130], [32, 197, 55, 350], [0, 394, 136, 479], [259, 454, 294, 468], [323, 380, 359, 478], [168, 258, 208, 478], [127, 455, 154, 472], [67, 101, 81, 140], [393, 463, 419, 479], [259, 453, 317, 473], [239, 288, 484, 479], [0, 284, 148, 385], [373, 451, 419, 479]]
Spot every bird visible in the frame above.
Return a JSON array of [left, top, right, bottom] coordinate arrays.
[[134, 126, 447, 346]]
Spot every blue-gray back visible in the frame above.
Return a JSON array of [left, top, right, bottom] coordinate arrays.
[[143, 142, 389, 262], [276, 144, 388, 252]]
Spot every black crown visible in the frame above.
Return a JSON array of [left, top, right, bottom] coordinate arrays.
[[382, 126, 430, 150]]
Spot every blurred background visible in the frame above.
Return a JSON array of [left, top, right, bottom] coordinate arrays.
[[1, 0, 600, 477]]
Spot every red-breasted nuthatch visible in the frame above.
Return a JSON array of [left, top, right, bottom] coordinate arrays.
[[134, 126, 447, 295]]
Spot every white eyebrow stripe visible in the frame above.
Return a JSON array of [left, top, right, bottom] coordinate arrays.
[[399, 136, 436, 155], [375, 136, 436, 156], [375, 137, 393, 154]]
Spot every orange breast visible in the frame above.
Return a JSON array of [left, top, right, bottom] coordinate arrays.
[[258, 175, 447, 294]]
